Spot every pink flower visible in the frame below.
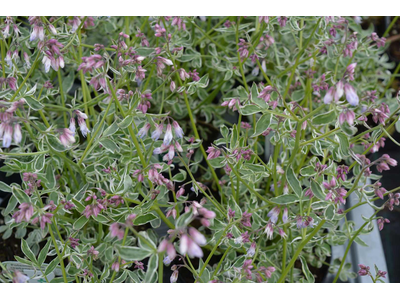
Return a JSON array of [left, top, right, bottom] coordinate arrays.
[[13, 203, 34, 223], [172, 121, 184, 138], [339, 110, 355, 126], [137, 123, 151, 139], [346, 63, 357, 81], [151, 124, 164, 141], [358, 264, 370, 276], [241, 211, 252, 227], [247, 242, 256, 257], [58, 128, 75, 147], [179, 68, 190, 81], [267, 206, 280, 224], [135, 66, 147, 80], [242, 259, 254, 280], [69, 237, 79, 249], [344, 83, 359, 106], [171, 17, 186, 31], [179, 233, 203, 258], [377, 154, 397, 173], [282, 207, 289, 223], [12, 270, 30, 283], [32, 213, 53, 230], [206, 147, 221, 160], [264, 222, 274, 239], [163, 124, 173, 145], [77, 55, 104, 73], [170, 270, 179, 283], [83, 202, 105, 218], [110, 223, 125, 240], [1, 123, 13, 148], [323, 86, 335, 104], [158, 239, 177, 260], [87, 246, 99, 260], [377, 218, 390, 231], [259, 16, 269, 24]]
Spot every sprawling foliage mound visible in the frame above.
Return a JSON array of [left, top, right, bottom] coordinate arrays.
[[0, 16, 398, 283]]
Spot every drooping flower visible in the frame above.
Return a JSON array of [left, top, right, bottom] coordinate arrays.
[[339, 109, 355, 126], [267, 206, 280, 224], [377, 154, 397, 173], [206, 146, 221, 160], [69, 237, 79, 249], [264, 222, 274, 239], [344, 83, 359, 106], [241, 211, 252, 227], [58, 128, 76, 147], [179, 233, 203, 258], [137, 123, 151, 139], [110, 223, 125, 240], [12, 270, 30, 283], [163, 124, 173, 145], [31, 213, 53, 230], [87, 246, 99, 260], [358, 264, 370, 276], [247, 242, 256, 257], [151, 123, 164, 141], [13, 203, 34, 223]]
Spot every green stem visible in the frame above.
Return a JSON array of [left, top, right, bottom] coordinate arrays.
[[278, 219, 326, 282], [333, 212, 378, 283]]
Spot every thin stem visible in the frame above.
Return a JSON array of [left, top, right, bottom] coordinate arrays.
[[278, 219, 326, 283]]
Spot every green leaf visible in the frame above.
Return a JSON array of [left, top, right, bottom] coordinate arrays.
[[92, 214, 110, 224], [24, 96, 44, 110], [38, 239, 52, 266], [354, 236, 368, 247], [3, 195, 17, 216], [136, 47, 155, 56], [103, 122, 119, 137], [133, 213, 158, 226], [100, 138, 119, 153], [172, 169, 187, 182], [44, 258, 59, 276], [62, 71, 75, 93], [340, 121, 358, 136], [286, 166, 302, 197], [74, 183, 89, 202], [270, 194, 298, 205], [224, 70, 233, 81], [292, 90, 305, 102], [12, 186, 30, 204], [176, 211, 194, 228], [335, 133, 350, 157], [144, 254, 159, 283], [299, 255, 315, 283], [21, 239, 38, 264], [15, 255, 34, 266], [312, 111, 336, 125], [324, 204, 335, 220], [118, 115, 133, 129], [45, 164, 56, 189], [0, 181, 12, 193], [208, 157, 225, 168], [250, 82, 267, 108], [73, 215, 89, 230], [251, 114, 272, 137], [311, 180, 326, 201], [240, 105, 261, 116], [46, 135, 66, 152], [34, 154, 46, 172], [300, 166, 316, 177], [116, 245, 153, 261]]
